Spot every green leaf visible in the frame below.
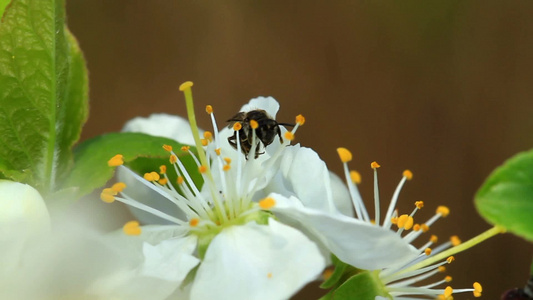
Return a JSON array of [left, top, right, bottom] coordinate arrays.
[[475, 149, 533, 242], [0, 0, 10, 17], [332, 270, 390, 300], [0, 0, 88, 196], [63, 132, 200, 199], [321, 256, 349, 289]]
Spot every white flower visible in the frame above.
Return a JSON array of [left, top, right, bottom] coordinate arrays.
[[101, 83, 326, 300], [301, 147, 484, 299]]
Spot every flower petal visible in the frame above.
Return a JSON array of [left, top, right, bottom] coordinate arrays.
[[269, 194, 419, 270], [239, 96, 280, 119], [329, 171, 354, 217], [190, 219, 325, 300], [122, 113, 203, 145]]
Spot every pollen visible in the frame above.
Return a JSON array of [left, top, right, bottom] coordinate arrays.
[[430, 235, 438, 243], [223, 165, 231, 171], [250, 120, 259, 129], [437, 206, 450, 217], [336, 147, 352, 163], [201, 139, 208, 146], [233, 122, 242, 131], [170, 155, 178, 164], [421, 224, 430, 232], [189, 218, 200, 227], [390, 217, 398, 225], [144, 172, 160, 182], [111, 182, 126, 192], [473, 282, 482, 297], [371, 161, 381, 169], [450, 235, 461, 246], [397, 214, 413, 230], [438, 266, 446, 272], [403, 170, 413, 180], [445, 276, 452, 282], [107, 154, 124, 167], [284, 131, 295, 141], [206, 105, 213, 114], [215, 148, 221, 155], [123, 221, 142, 236], [100, 188, 116, 203], [296, 114, 305, 125], [424, 248, 432, 256], [350, 170, 361, 184], [163, 144, 173, 152], [446, 256, 455, 264], [159, 165, 167, 174], [179, 81, 193, 91], [181, 146, 190, 152], [204, 131, 213, 141], [224, 157, 232, 164], [415, 201, 424, 209], [158, 178, 168, 185], [267, 273, 273, 279], [413, 224, 420, 231], [259, 197, 276, 209], [199, 165, 207, 173], [177, 176, 184, 185]]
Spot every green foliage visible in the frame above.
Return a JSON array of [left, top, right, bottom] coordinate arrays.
[[475, 149, 533, 242], [0, 0, 10, 17], [63, 132, 200, 199], [0, 0, 88, 196], [332, 271, 390, 300]]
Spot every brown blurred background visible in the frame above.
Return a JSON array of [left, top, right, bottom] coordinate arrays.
[[66, 1, 533, 299]]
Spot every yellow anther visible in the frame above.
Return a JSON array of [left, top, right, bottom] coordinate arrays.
[[421, 224, 430, 232], [444, 286, 453, 297], [170, 154, 178, 164], [204, 131, 213, 141], [177, 176, 184, 185], [201, 139, 208, 146], [350, 171, 361, 184], [371, 161, 381, 169], [438, 266, 446, 272], [107, 154, 124, 167], [473, 282, 482, 294], [397, 214, 409, 228], [413, 224, 421, 231], [267, 273, 273, 279], [179, 81, 193, 91], [163, 144, 173, 152], [159, 165, 167, 174], [223, 165, 231, 171], [322, 268, 334, 281], [189, 218, 199, 227], [296, 114, 305, 125], [446, 256, 455, 263], [259, 197, 276, 209], [403, 170, 413, 180], [445, 276, 452, 282], [206, 105, 213, 114], [284, 131, 294, 141], [145, 172, 160, 182], [430, 235, 438, 243], [123, 221, 141, 236], [233, 122, 242, 131], [370, 219, 376, 225], [224, 157, 232, 164], [474, 291, 482, 297], [181, 146, 190, 152], [404, 216, 414, 230], [100, 188, 116, 203], [158, 178, 168, 185], [415, 201, 424, 209], [437, 206, 450, 217], [250, 120, 259, 129], [424, 248, 432, 256], [450, 235, 461, 246], [390, 217, 398, 225], [336, 147, 352, 163], [215, 148, 221, 155], [199, 165, 207, 173], [111, 182, 126, 192]]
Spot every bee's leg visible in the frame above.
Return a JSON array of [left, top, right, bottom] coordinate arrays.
[[228, 132, 238, 149], [277, 125, 284, 143]]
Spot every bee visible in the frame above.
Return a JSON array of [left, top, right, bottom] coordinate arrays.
[[227, 109, 294, 159]]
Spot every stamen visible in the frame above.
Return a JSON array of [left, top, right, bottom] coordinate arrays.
[[296, 114, 305, 125], [177, 176, 184, 185], [350, 171, 361, 184], [170, 155, 178, 164], [424, 248, 432, 256], [181, 146, 190, 152], [450, 236, 461, 246], [123, 221, 141, 236], [111, 182, 126, 192], [444, 286, 453, 297], [403, 170, 413, 180], [284, 131, 294, 141], [371, 161, 381, 169], [437, 206, 450, 217], [205, 105, 213, 114], [233, 122, 242, 131], [373, 164, 381, 225], [250, 120, 259, 129], [189, 218, 200, 227], [199, 165, 207, 173], [473, 282, 482, 296], [158, 178, 168, 185], [259, 197, 276, 210], [100, 188, 116, 203], [382, 170, 410, 229], [108, 154, 124, 167], [215, 148, 221, 155], [204, 131, 213, 141], [337, 148, 352, 163], [163, 145, 173, 152], [159, 165, 167, 174], [415, 201, 424, 209]]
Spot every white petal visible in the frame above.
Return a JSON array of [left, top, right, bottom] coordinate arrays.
[[269, 194, 419, 270], [329, 171, 355, 217], [0, 180, 50, 238], [122, 113, 203, 145], [239, 96, 280, 119], [190, 219, 325, 300]]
